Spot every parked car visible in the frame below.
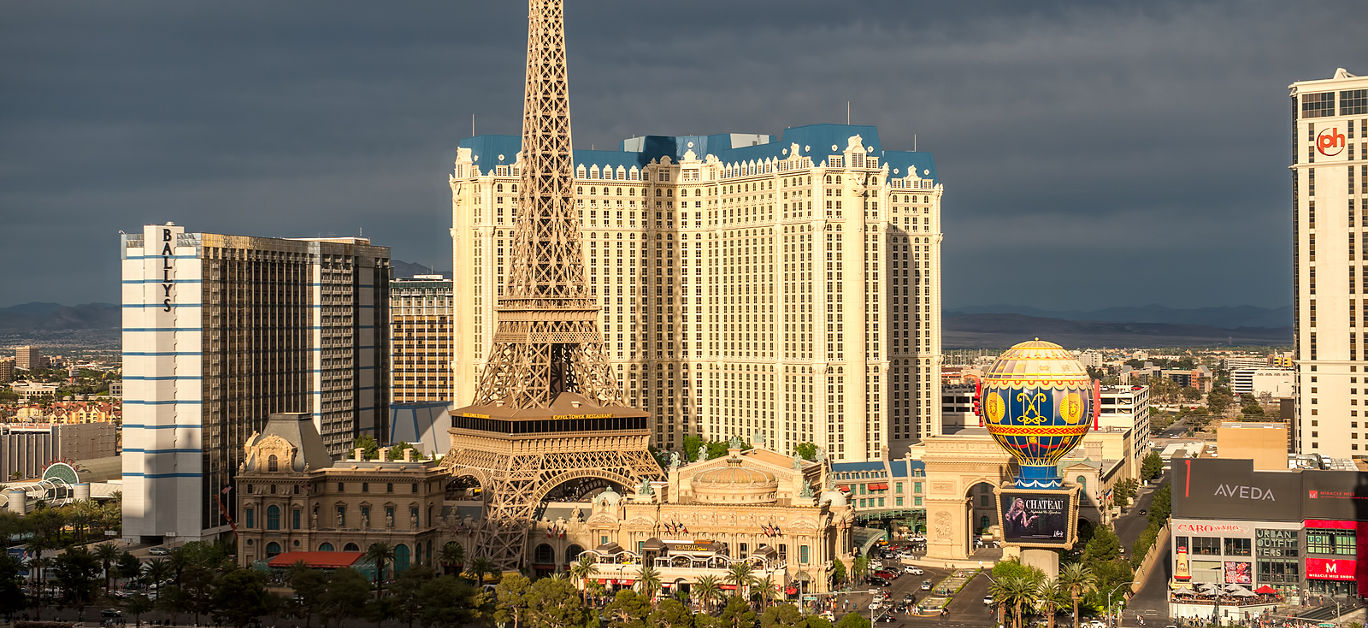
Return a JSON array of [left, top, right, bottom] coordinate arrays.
[[983, 595, 995, 606], [101, 609, 123, 619], [874, 570, 896, 580], [149, 546, 171, 556], [920, 580, 933, 591]]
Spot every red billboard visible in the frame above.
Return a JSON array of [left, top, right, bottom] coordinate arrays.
[[1305, 557, 1356, 582]]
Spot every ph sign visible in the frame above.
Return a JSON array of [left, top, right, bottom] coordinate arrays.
[[1317, 127, 1346, 157]]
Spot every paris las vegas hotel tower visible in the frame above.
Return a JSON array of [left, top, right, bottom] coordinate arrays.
[[451, 126, 943, 462]]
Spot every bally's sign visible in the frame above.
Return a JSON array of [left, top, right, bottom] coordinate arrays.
[[160, 227, 175, 312]]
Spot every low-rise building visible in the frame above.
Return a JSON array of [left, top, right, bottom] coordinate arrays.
[[9, 381, 58, 402], [1216, 421, 1289, 470], [1232, 368, 1293, 399], [1, 422, 117, 481], [235, 413, 448, 571]]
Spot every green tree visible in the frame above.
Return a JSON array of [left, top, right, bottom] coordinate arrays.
[[718, 595, 756, 628], [385, 441, 427, 461], [1241, 398, 1265, 417], [638, 563, 663, 605], [321, 568, 372, 628], [1140, 452, 1163, 481], [524, 576, 587, 627], [605, 589, 651, 628], [1181, 387, 1201, 401], [116, 551, 142, 588], [440, 542, 465, 577], [692, 574, 723, 614], [1057, 563, 1097, 628], [725, 561, 755, 598], [1132, 524, 1160, 567], [495, 572, 531, 628], [1114, 490, 1130, 510], [53, 546, 101, 605], [388, 565, 435, 628], [419, 575, 490, 628], [212, 567, 276, 628], [829, 559, 846, 586], [682, 435, 706, 461], [364, 542, 394, 600], [834, 612, 871, 628], [289, 564, 329, 628], [93, 542, 122, 594], [850, 555, 869, 583], [1207, 386, 1234, 415], [793, 442, 818, 461], [1036, 578, 1070, 628], [142, 558, 171, 597], [648, 597, 694, 627], [469, 557, 495, 585], [0, 553, 27, 621], [124, 593, 156, 626], [1083, 526, 1123, 563], [1148, 483, 1172, 526], [354, 434, 380, 460], [759, 602, 813, 628]]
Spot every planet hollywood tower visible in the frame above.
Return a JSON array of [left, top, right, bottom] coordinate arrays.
[[1290, 68, 1368, 458]]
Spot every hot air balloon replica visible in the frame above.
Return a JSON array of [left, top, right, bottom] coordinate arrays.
[[978, 339, 1100, 488], [975, 339, 1099, 566]]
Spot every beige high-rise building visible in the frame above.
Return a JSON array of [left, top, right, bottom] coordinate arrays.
[[15, 346, 46, 371], [389, 276, 454, 404], [1290, 68, 1368, 457], [451, 125, 942, 462]]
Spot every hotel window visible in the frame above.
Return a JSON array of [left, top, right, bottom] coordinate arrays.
[[800, 545, 810, 564], [292, 509, 301, 530], [1222, 537, 1251, 556], [1306, 529, 1356, 555], [245, 508, 255, 529], [1303, 92, 1336, 118], [1190, 536, 1221, 556], [336, 505, 346, 527]]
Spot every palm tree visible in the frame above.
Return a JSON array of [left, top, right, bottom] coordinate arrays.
[[1007, 575, 1041, 628], [1037, 578, 1071, 628], [439, 542, 465, 577], [637, 563, 662, 605], [753, 579, 779, 609], [93, 543, 121, 594], [469, 557, 495, 586], [364, 542, 394, 600], [725, 562, 755, 599], [142, 558, 170, 596], [1058, 563, 1098, 628], [585, 580, 607, 607], [569, 554, 597, 601], [692, 575, 722, 613]]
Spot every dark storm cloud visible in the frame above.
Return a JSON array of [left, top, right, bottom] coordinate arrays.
[[0, 1, 1362, 309]]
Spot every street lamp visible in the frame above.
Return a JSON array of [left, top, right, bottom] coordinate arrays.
[[1106, 581, 1133, 628]]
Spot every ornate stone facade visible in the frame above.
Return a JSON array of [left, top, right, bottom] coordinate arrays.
[[235, 413, 447, 571]]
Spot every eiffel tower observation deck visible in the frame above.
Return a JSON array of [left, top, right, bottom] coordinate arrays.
[[441, 0, 662, 570]]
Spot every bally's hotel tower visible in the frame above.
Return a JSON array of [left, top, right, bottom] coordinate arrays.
[[121, 223, 390, 543]]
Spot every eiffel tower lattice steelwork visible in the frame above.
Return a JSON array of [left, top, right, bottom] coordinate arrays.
[[441, 0, 662, 570]]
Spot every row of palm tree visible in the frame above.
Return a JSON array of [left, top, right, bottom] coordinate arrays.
[[987, 562, 1100, 628], [566, 554, 779, 613]]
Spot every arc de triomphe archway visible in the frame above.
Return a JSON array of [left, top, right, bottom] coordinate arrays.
[[922, 434, 1015, 561]]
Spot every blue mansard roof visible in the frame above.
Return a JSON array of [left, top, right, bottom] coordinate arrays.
[[456, 123, 937, 183]]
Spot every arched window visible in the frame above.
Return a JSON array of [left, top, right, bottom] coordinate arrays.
[[1076, 476, 1087, 490], [267, 455, 278, 472], [267, 505, 281, 530], [394, 544, 411, 574], [566, 544, 585, 563], [319, 542, 335, 552], [534, 543, 555, 565], [344, 542, 360, 552], [266, 542, 281, 558]]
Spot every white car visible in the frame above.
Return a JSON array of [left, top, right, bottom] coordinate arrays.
[[1088, 621, 1105, 628], [903, 566, 924, 575], [870, 560, 884, 569], [983, 595, 994, 606], [868, 602, 882, 611]]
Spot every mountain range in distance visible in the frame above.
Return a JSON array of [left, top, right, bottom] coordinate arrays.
[[0, 286, 1292, 350]]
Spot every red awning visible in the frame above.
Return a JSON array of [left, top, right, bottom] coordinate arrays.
[[869, 483, 889, 490], [837, 485, 851, 492], [267, 551, 364, 569], [1254, 585, 1277, 595], [720, 584, 738, 591]]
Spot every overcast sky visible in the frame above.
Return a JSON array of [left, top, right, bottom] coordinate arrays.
[[2, 1, 1363, 309]]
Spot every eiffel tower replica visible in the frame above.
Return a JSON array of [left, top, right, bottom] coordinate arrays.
[[442, 0, 662, 570]]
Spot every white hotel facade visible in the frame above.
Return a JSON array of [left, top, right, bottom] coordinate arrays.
[[120, 223, 390, 543], [450, 124, 943, 462], [1291, 69, 1368, 458]]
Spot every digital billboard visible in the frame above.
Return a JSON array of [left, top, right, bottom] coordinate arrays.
[[997, 488, 1077, 547], [1222, 561, 1252, 585]]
